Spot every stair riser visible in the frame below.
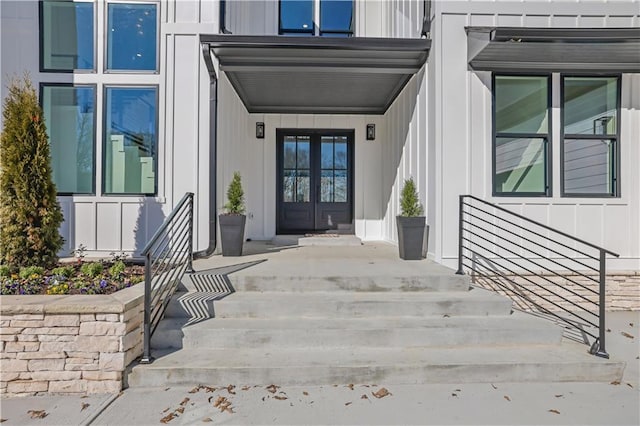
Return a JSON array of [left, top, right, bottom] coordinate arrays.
[[128, 362, 624, 387], [163, 298, 512, 319], [179, 276, 470, 293], [169, 328, 561, 350]]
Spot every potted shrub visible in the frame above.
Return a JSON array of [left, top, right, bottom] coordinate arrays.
[[396, 177, 427, 260], [219, 172, 246, 256]]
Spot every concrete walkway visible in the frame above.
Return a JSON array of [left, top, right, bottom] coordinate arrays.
[[1, 311, 637, 425]]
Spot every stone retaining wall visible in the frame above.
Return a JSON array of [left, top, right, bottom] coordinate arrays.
[[472, 271, 640, 312], [0, 285, 144, 396]]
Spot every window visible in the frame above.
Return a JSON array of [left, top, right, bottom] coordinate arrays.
[[40, 0, 94, 71], [41, 85, 96, 194], [562, 76, 620, 197], [107, 2, 158, 71], [279, 0, 353, 36], [103, 87, 158, 195], [493, 75, 550, 196]]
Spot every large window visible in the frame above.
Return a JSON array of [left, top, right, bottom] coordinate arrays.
[[493, 75, 550, 196], [280, 0, 353, 36], [40, 0, 94, 71], [562, 76, 620, 197], [107, 2, 158, 71], [41, 85, 96, 194], [103, 87, 158, 195]]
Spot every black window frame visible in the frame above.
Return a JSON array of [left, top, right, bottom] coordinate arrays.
[[492, 73, 552, 197], [102, 84, 159, 196], [39, 82, 98, 196], [278, 0, 354, 37], [39, 0, 97, 73], [560, 74, 621, 198]]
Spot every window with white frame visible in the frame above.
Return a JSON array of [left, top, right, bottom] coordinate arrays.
[[279, 0, 353, 36], [40, 1, 160, 195]]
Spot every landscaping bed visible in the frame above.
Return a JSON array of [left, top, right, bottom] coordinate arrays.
[[0, 257, 144, 296]]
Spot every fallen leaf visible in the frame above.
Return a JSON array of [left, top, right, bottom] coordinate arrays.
[[630, 323, 634, 327], [180, 398, 190, 406], [81, 396, 88, 399], [606, 328, 611, 333], [203, 386, 217, 393], [226, 385, 236, 395], [28, 410, 48, 419], [504, 396, 511, 402], [372, 388, 392, 399], [242, 386, 250, 391], [621, 331, 634, 339], [491, 384, 498, 390], [454, 389, 461, 392], [164, 387, 170, 391], [175, 407, 185, 414], [345, 402, 352, 406], [361, 394, 369, 400], [555, 395, 563, 398], [627, 383, 634, 388], [202, 418, 213, 423], [451, 393, 458, 397], [213, 396, 227, 408], [81, 402, 90, 411], [611, 380, 621, 385], [548, 409, 560, 415], [162, 407, 170, 413], [160, 412, 176, 423], [274, 395, 288, 401], [266, 384, 279, 394], [0, 419, 7, 423], [262, 396, 266, 402], [189, 386, 200, 393], [333, 384, 338, 387], [443, 314, 450, 318], [346, 384, 354, 390], [303, 391, 309, 396], [361, 385, 370, 388]]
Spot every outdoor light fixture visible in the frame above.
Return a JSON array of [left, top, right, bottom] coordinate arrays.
[[366, 124, 375, 140], [256, 122, 265, 139]]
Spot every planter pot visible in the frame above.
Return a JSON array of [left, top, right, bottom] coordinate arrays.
[[219, 214, 246, 256], [396, 216, 427, 260]]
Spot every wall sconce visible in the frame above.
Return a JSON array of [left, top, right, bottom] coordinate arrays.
[[256, 122, 265, 139], [366, 124, 376, 140]]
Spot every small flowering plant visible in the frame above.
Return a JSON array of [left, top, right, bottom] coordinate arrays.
[[0, 259, 144, 296]]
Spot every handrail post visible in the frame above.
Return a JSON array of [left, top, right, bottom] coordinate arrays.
[[186, 194, 194, 273], [456, 195, 464, 275], [595, 249, 609, 359], [140, 251, 153, 364]]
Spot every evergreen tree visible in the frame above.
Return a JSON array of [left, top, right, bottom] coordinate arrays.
[[224, 172, 245, 215], [0, 76, 64, 267], [400, 177, 424, 217]]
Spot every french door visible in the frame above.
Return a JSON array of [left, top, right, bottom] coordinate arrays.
[[276, 129, 354, 234]]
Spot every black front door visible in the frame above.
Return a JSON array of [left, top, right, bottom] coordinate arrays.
[[276, 129, 354, 234]]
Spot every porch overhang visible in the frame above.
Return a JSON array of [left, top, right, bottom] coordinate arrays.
[[201, 35, 430, 114], [467, 27, 640, 73]]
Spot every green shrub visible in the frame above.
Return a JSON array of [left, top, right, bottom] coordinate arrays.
[[52, 266, 75, 278], [19, 266, 44, 279], [224, 172, 245, 214], [0, 265, 10, 277], [80, 262, 103, 278], [399, 177, 424, 217], [109, 260, 126, 278], [0, 76, 64, 268]]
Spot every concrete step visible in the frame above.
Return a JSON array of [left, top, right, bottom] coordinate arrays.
[[162, 288, 513, 319], [298, 235, 362, 246], [127, 343, 625, 387], [150, 312, 562, 350], [179, 271, 470, 293]]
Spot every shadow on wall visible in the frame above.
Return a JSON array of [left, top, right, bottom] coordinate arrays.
[[133, 198, 166, 258]]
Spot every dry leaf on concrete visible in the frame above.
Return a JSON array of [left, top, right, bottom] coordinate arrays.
[[504, 396, 511, 402], [303, 391, 309, 396], [180, 398, 190, 406], [175, 407, 185, 415], [372, 388, 392, 399], [627, 383, 634, 388], [491, 384, 498, 390], [28, 410, 48, 419], [202, 418, 213, 422], [226, 385, 236, 395], [189, 387, 200, 393], [242, 386, 251, 391], [621, 331, 634, 339], [554, 395, 563, 398], [346, 384, 354, 390], [548, 409, 560, 415], [451, 393, 458, 397], [274, 395, 288, 401], [266, 384, 279, 394], [611, 380, 621, 385], [361, 394, 368, 400], [0, 419, 7, 423], [81, 403, 90, 411], [345, 402, 352, 406], [160, 412, 176, 423]]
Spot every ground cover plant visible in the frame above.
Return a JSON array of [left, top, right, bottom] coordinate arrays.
[[0, 253, 144, 295]]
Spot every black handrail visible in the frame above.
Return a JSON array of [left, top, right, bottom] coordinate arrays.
[[140, 192, 194, 364], [456, 194, 619, 358]]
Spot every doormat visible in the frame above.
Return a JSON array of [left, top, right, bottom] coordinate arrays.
[[304, 233, 340, 237]]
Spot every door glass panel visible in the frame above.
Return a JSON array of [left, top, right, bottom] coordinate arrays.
[[321, 169, 334, 202], [297, 137, 310, 169], [334, 141, 347, 169], [296, 169, 310, 202], [334, 170, 347, 202], [283, 170, 295, 202], [321, 140, 334, 169], [284, 139, 296, 169]]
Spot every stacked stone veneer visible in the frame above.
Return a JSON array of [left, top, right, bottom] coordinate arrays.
[[473, 271, 640, 312], [0, 285, 144, 396]]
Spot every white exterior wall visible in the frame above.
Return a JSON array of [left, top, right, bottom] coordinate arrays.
[[431, 1, 640, 270]]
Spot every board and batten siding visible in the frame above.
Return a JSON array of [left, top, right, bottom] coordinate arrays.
[[431, 1, 640, 270]]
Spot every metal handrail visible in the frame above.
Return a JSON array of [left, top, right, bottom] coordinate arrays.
[[140, 192, 194, 364], [456, 194, 619, 358]]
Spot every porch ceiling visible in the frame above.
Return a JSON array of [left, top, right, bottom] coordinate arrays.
[[201, 35, 430, 114], [467, 27, 640, 73]]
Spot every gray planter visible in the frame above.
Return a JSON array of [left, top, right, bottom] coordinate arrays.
[[396, 216, 427, 260], [219, 214, 246, 256]]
